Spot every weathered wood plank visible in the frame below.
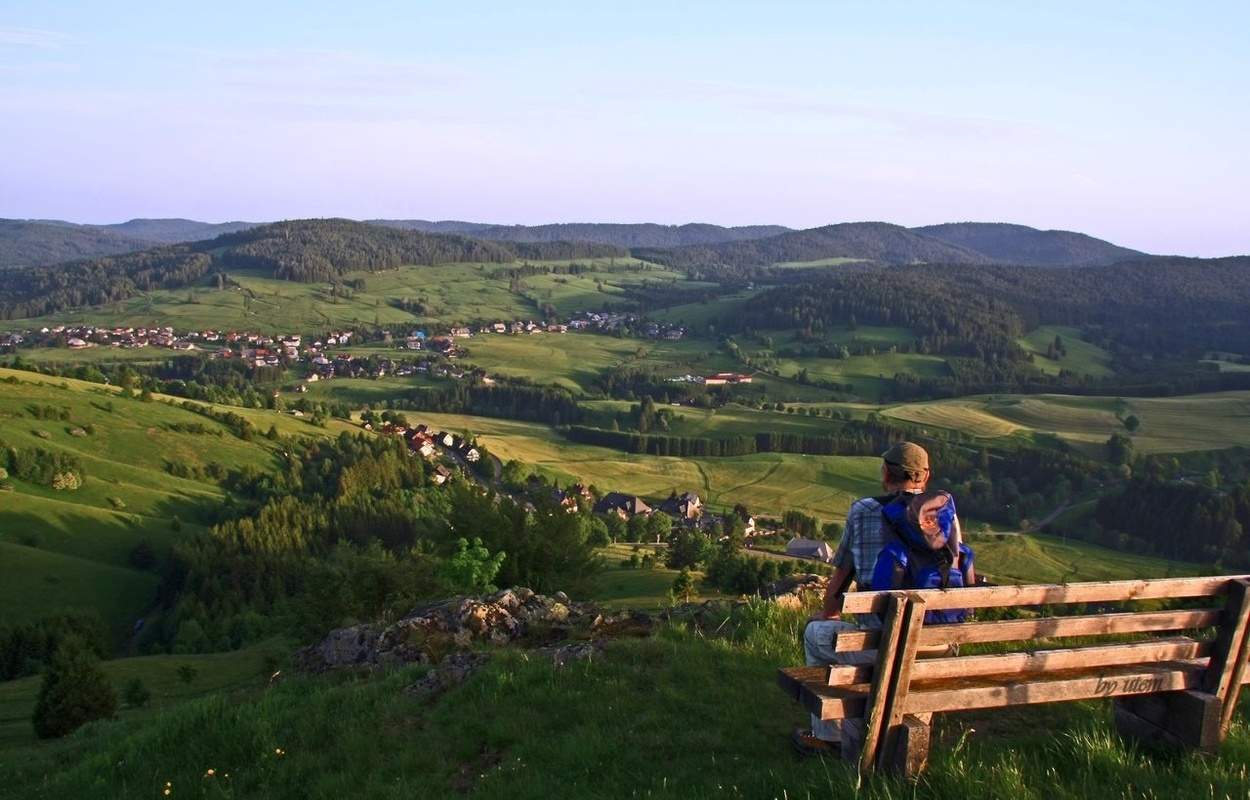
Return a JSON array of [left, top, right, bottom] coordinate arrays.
[[835, 609, 1222, 651], [859, 594, 909, 771], [1114, 690, 1223, 752], [880, 715, 930, 777], [777, 665, 827, 701], [1201, 578, 1250, 732], [902, 662, 1205, 715], [793, 661, 1207, 722], [826, 638, 1209, 686], [877, 598, 928, 772], [840, 575, 1250, 615]]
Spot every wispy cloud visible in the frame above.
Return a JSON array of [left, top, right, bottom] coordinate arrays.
[[0, 27, 75, 49], [211, 49, 471, 102], [594, 76, 1054, 143]]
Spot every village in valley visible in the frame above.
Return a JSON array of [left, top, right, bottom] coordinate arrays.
[[3, 314, 818, 560]]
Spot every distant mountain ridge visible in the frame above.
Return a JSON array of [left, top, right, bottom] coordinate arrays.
[[0, 218, 260, 268], [0, 216, 1152, 272], [916, 222, 1148, 267], [370, 220, 793, 249]]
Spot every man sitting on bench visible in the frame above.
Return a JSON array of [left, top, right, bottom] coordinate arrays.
[[793, 442, 975, 756]]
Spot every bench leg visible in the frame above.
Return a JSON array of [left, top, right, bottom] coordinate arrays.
[[1113, 690, 1223, 753], [840, 716, 931, 777]]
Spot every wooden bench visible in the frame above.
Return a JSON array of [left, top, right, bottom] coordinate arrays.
[[778, 575, 1250, 776]]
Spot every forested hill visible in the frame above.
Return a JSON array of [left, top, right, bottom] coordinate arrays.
[[371, 220, 793, 248], [105, 218, 260, 244], [915, 222, 1149, 267], [0, 219, 161, 269], [633, 222, 992, 273], [723, 257, 1250, 394], [2, 217, 1154, 272], [0, 219, 628, 320], [0, 218, 261, 268], [634, 221, 1154, 275]]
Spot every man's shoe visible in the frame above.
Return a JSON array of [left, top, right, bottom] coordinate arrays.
[[791, 727, 840, 757]]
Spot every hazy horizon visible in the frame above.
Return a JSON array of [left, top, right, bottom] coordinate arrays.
[[2, 2, 1246, 258]]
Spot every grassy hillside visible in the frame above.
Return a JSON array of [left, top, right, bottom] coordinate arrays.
[[1019, 325, 1115, 379], [0, 367, 357, 631], [7, 257, 686, 335], [883, 392, 1250, 455], [0, 600, 1245, 799]]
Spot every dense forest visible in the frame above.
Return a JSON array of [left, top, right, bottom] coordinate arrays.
[[713, 258, 1250, 399]]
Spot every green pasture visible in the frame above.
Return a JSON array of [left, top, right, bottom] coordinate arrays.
[[579, 399, 846, 438], [1202, 358, 1250, 372], [646, 291, 762, 330], [0, 638, 290, 748], [881, 391, 1250, 455], [0, 369, 363, 630], [390, 410, 879, 523], [514, 261, 696, 317], [773, 257, 866, 268], [451, 333, 729, 394], [1019, 325, 1115, 379], [968, 531, 1204, 585], [0, 492, 195, 568], [768, 349, 946, 402], [10, 259, 699, 337], [0, 542, 158, 629], [593, 544, 686, 612]]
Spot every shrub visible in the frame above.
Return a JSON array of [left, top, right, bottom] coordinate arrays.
[[121, 677, 151, 708], [52, 472, 81, 491], [31, 634, 118, 738]]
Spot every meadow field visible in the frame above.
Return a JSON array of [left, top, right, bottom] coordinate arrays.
[[1019, 325, 1116, 379], [883, 391, 1250, 455], [11, 257, 687, 336]]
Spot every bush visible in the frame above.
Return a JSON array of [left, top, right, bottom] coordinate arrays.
[[31, 634, 118, 738], [121, 677, 151, 708]]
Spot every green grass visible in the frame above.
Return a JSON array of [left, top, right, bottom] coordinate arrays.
[[0, 542, 159, 628], [12, 259, 687, 336], [881, 391, 1250, 455], [0, 368, 362, 629], [1, 604, 1246, 799], [968, 531, 1205, 585], [0, 638, 291, 750], [1019, 326, 1115, 379]]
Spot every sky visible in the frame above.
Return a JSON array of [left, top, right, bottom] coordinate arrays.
[[2, 1, 1247, 257]]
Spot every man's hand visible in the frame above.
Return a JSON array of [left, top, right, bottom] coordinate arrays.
[[807, 593, 844, 622]]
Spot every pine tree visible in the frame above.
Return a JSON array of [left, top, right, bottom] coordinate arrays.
[[31, 634, 118, 738]]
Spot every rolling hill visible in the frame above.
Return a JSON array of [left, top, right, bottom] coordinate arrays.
[[0, 219, 260, 269], [916, 222, 1149, 267]]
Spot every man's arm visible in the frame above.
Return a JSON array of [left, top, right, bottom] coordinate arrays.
[[809, 564, 854, 621]]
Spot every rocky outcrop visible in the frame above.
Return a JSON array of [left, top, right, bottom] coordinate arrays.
[[296, 579, 824, 696], [295, 587, 657, 694]]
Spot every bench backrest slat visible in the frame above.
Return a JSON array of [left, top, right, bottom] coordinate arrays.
[[840, 575, 1250, 615], [902, 662, 1205, 714], [826, 637, 1209, 686], [835, 608, 1223, 651]]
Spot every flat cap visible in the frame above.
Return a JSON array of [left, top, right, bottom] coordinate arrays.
[[881, 441, 929, 474]]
